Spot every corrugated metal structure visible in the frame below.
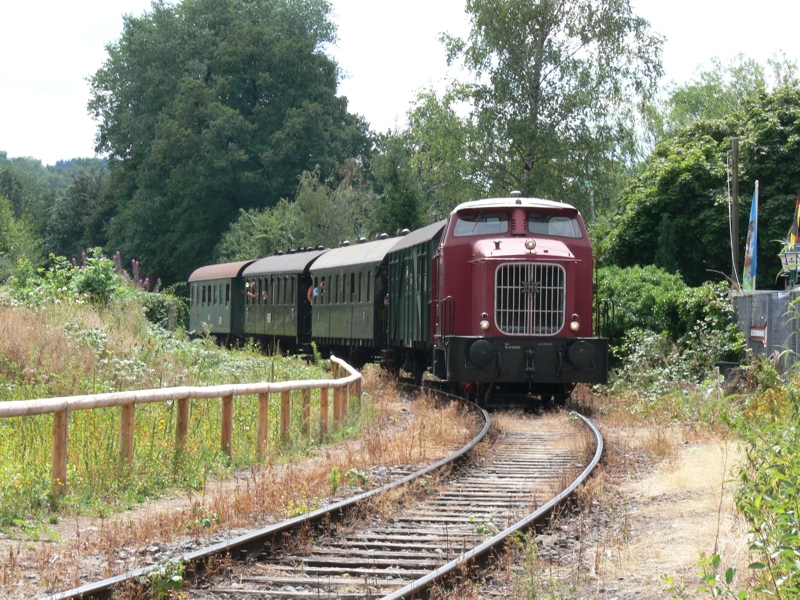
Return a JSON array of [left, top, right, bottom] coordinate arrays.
[[732, 290, 800, 372]]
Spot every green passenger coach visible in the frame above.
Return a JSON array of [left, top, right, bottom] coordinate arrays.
[[308, 236, 401, 363], [242, 249, 327, 349], [188, 260, 255, 337]]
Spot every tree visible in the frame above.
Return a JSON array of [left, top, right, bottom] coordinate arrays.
[[216, 160, 379, 260], [370, 134, 423, 235], [0, 195, 42, 281], [403, 90, 488, 220], [662, 53, 799, 137], [440, 0, 663, 216], [599, 86, 800, 289], [45, 170, 108, 259], [89, 0, 370, 282]]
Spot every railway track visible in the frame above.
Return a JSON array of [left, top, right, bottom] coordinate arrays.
[[46, 396, 602, 600]]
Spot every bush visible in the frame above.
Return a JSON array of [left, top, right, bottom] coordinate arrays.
[[600, 265, 744, 394]]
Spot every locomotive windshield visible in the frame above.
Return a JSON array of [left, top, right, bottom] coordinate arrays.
[[528, 213, 583, 238], [453, 212, 509, 237]]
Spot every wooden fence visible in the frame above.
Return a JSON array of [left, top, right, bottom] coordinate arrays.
[[0, 356, 361, 496]]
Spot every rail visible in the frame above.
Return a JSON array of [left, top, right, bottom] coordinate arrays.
[[0, 355, 361, 497]]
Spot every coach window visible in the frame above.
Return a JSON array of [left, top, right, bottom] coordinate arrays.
[[367, 275, 372, 303], [358, 272, 363, 303], [291, 277, 295, 304], [226, 284, 230, 306], [350, 273, 355, 304]]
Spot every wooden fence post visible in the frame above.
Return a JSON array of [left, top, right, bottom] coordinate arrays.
[[51, 409, 68, 496], [301, 389, 310, 435], [221, 395, 233, 457], [176, 398, 190, 451], [120, 402, 135, 466], [333, 385, 343, 425], [355, 376, 362, 410], [280, 390, 291, 439], [257, 392, 269, 461], [319, 387, 329, 436]]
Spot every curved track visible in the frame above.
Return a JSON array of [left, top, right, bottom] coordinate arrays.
[[45, 396, 602, 600]]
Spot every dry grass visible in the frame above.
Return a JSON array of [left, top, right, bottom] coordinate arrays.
[[0, 305, 97, 388], [0, 372, 479, 598]]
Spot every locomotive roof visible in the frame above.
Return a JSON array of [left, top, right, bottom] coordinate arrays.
[[452, 196, 577, 213], [243, 248, 329, 277], [188, 260, 255, 283], [389, 219, 447, 253], [311, 236, 402, 271]]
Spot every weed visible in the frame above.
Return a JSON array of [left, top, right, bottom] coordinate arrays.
[[144, 558, 184, 599], [328, 466, 341, 492]]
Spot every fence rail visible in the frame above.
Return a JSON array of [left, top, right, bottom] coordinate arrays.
[[0, 356, 362, 496]]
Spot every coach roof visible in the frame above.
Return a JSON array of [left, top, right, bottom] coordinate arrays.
[[243, 248, 329, 277], [188, 260, 255, 282], [389, 220, 447, 253], [311, 236, 401, 271]]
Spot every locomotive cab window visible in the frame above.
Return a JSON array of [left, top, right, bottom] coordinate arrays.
[[528, 213, 583, 238], [453, 212, 509, 237]]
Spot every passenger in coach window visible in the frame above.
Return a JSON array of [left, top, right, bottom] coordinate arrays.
[[307, 279, 325, 303]]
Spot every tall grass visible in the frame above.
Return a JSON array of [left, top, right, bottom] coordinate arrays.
[[0, 297, 339, 524]]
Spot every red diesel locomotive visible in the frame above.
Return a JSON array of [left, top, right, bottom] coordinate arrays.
[[386, 192, 608, 403]]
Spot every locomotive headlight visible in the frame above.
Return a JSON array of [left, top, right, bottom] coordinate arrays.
[[524, 238, 536, 250], [479, 312, 490, 331], [570, 313, 580, 332]]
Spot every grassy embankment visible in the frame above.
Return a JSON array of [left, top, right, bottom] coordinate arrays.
[[0, 252, 471, 534]]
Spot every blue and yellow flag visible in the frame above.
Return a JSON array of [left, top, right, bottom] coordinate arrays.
[[742, 182, 758, 291]]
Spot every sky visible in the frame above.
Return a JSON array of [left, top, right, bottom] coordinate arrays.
[[0, 0, 799, 166]]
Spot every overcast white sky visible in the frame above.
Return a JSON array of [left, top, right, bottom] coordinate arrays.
[[0, 0, 798, 166]]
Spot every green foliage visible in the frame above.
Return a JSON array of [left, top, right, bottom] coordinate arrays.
[[216, 162, 379, 260], [370, 134, 423, 234], [601, 85, 800, 288], [145, 558, 185, 599], [0, 152, 106, 251], [404, 89, 488, 221], [44, 169, 109, 259], [0, 264, 378, 526], [0, 195, 43, 282], [663, 554, 746, 599], [89, 0, 369, 282], [140, 283, 189, 330], [328, 465, 341, 492], [735, 413, 800, 597], [600, 266, 743, 401], [663, 53, 798, 137], [439, 0, 663, 216], [508, 532, 581, 599]]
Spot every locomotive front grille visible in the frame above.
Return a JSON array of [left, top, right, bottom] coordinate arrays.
[[495, 263, 566, 335]]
